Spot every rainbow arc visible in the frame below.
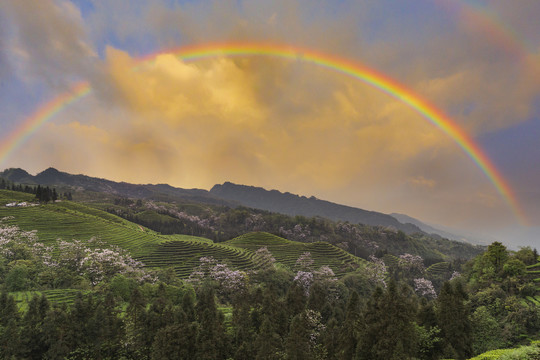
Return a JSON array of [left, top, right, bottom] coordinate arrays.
[[0, 42, 527, 224]]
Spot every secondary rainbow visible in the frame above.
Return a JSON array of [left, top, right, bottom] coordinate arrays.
[[437, 0, 534, 64], [0, 41, 527, 223]]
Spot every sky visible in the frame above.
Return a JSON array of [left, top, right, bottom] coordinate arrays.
[[0, 0, 539, 248]]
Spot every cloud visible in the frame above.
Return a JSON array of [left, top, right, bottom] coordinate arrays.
[[4, 0, 539, 233], [2, 0, 97, 87]]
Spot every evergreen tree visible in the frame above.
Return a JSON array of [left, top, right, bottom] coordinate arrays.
[[0, 291, 19, 326], [195, 285, 228, 359], [436, 281, 472, 360], [94, 293, 124, 358], [339, 291, 362, 360], [307, 281, 328, 313], [285, 312, 311, 360], [358, 280, 417, 360], [0, 318, 21, 359], [182, 290, 196, 323], [35, 185, 42, 202], [232, 289, 256, 360], [286, 282, 307, 318], [151, 322, 197, 360], [254, 316, 283, 360], [321, 316, 341, 360], [126, 287, 148, 357], [43, 304, 71, 360], [21, 295, 50, 359]]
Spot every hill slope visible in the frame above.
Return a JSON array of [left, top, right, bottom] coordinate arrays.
[[210, 182, 421, 234], [0, 167, 234, 206], [2, 168, 425, 234], [0, 190, 366, 278]]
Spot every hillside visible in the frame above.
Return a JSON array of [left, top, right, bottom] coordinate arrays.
[[0, 190, 366, 278], [2, 168, 426, 234], [210, 182, 422, 234], [0, 167, 234, 206], [391, 213, 491, 245]]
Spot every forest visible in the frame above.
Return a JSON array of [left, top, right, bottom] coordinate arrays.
[[0, 212, 539, 360]]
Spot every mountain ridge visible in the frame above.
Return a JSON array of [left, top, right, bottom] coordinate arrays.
[[3, 167, 432, 235]]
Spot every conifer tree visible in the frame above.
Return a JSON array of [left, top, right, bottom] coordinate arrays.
[[285, 313, 311, 360], [43, 304, 71, 359], [358, 280, 417, 360], [286, 282, 307, 318], [436, 281, 472, 360], [339, 291, 362, 360], [195, 285, 228, 359], [21, 295, 50, 359], [254, 316, 283, 360]]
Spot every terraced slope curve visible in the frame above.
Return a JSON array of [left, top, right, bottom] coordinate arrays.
[[224, 232, 364, 276], [525, 261, 540, 307], [138, 239, 261, 278], [0, 191, 365, 279], [0, 190, 168, 257]]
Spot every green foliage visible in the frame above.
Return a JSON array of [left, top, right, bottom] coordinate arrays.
[[358, 280, 418, 360], [471, 306, 505, 355]]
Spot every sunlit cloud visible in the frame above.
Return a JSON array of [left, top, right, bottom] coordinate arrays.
[[1, 0, 539, 238]]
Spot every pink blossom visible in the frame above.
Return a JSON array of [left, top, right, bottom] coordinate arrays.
[[414, 278, 437, 298]]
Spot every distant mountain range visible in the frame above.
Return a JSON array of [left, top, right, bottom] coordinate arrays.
[[390, 213, 488, 245], [210, 182, 422, 233], [2, 167, 474, 239]]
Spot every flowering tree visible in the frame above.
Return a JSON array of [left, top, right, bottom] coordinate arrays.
[[414, 278, 437, 299], [0, 217, 155, 288], [254, 246, 276, 270], [450, 271, 461, 281], [293, 253, 338, 296], [366, 255, 387, 288], [279, 224, 311, 242], [245, 214, 266, 231], [294, 271, 314, 295], [295, 252, 315, 271], [188, 256, 246, 299], [53, 237, 154, 286], [146, 201, 219, 231], [398, 253, 425, 275]]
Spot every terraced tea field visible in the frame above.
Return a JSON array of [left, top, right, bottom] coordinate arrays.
[[1, 190, 366, 279], [526, 261, 540, 306], [0, 190, 167, 257], [12, 289, 90, 311], [224, 232, 365, 276], [138, 238, 261, 278]]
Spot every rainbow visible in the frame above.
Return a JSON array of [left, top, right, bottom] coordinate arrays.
[[0, 41, 527, 223], [438, 0, 534, 64]]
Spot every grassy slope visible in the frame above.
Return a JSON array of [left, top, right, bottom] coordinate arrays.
[[525, 261, 540, 307], [1, 190, 366, 279], [224, 232, 365, 276]]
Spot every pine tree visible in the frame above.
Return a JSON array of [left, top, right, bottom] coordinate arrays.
[[286, 282, 307, 318], [255, 316, 283, 360], [339, 291, 361, 360], [285, 313, 311, 360], [232, 289, 256, 360], [358, 280, 417, 360], [42, 304, 71, 359], [21, 295, 50, 359], [0, 291, 19, 326], [195, 285, 229, 359], [35, 185, 42, 202], [436, 281, 472, 360], [126, 288, 147, 357]]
